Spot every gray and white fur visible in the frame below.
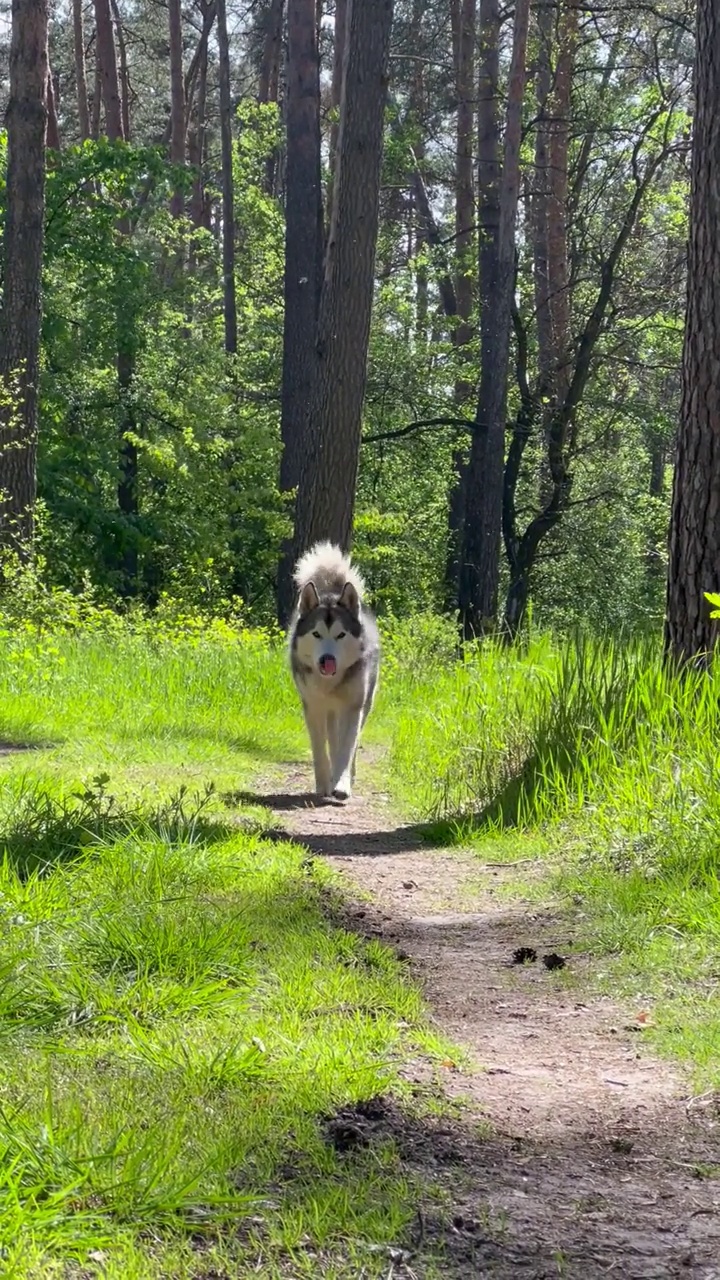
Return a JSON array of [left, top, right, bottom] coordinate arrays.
[[289, 542, 380, 801]]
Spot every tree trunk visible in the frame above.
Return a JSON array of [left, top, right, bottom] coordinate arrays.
[[532, 0, 553, 385], [169, 0, 185, 218], [181, 2, 215, 229], [258, 0, 285, 192], [546, 0, 575, 403], [217, 0, 237, 354], [276, 0, 323, 624], [259, 0, 285, 102], [91, 61, 102, 139], [292, 0, 394, 557], [459, 0, 530, 637], [94, 0, 124, 139], [189, 23, 210, 228], [110, 0, 131, 140], [95, 0, 140, 593], [0, 0, 48, 559], [445, 0, 476, 610], [46, 64, 60, 150], [73, 0, 90, 140], [329, 0, 347, 182], [533, 0, 576, 507], [665, 0, 720, 665]]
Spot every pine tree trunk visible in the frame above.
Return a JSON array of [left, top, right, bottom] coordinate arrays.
[[46, 65, 60, 149], [457, 0, 500, 633], [445, 0, 475, 610], [217, 0, 237, 354], [169, 0, 185, 218], [459, 0, 530, 637], [276, 0, 323, 624], [91, 62, 102, 139], [110, 0, 131, 140], [95, 0, 140, 593], [258, 0, 285, 102], [292, 0, 394, 557], [185, 2, 215, 229], [73, 0, 90, 139], [189, 27, 210, 228], [329, 0, 347, 182], [665, 0, 720, 665], [94, 0, 124, 139], [0, 0, 48, 559]]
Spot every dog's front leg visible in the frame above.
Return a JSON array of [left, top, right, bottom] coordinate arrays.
[[303, 702, 332, 797], [331, 706, 363, 801]]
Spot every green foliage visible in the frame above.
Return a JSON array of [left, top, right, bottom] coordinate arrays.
[[1, 118, 286, 618]]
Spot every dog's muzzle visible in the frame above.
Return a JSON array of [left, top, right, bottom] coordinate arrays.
[[318, 654, 337, 676]]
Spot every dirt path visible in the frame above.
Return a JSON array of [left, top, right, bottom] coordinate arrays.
[[254, 763, 720, 1280]]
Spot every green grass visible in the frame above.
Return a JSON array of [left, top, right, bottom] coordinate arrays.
[[0, 624, 450, 1278], [6, 605, 720, 1273], [379, 617, 720, 1091]]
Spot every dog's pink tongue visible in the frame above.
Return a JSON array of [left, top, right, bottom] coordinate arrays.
[[319, 655, 337, 676]]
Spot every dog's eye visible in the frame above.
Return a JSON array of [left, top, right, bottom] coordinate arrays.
[[312, 630, 322, 639], [336, 631, 346, 640]]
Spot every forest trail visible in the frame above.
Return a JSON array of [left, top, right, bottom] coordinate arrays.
[[254, 759, 720, 1279]]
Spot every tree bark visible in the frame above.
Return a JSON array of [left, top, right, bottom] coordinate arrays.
[[329, 0, 347, 182], [91, 60, 102, 139], [110, 0, 131, 141], [532, 0, 553, 385], [94, 0, 140, 593], [169, 0, 185, 218], [217, 0, 237, 354], [276, 0, 323, 624], [0, 0, 48, 558], [94, 0, 124, 139], [45, 64, 60, 150], [259, 0, 285, 102], [665, 0, 720, 665], [458, 0, 530, 637], [533, 0, 576, 508], [73, 0, 90, 140], [445, 0, 476, 609], [292, 0, 394, 558], [189, 17, 211, 229], [546, 0, 576, 404]]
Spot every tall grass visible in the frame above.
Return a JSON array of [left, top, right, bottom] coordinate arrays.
[[383, 616, 720, 1084], [385, 623, 720, 836], [0, 618, 451, 1277]]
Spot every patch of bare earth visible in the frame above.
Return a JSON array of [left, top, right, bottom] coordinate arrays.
[[251, 760, 720, 1279]]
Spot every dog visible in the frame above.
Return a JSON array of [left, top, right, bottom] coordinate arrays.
[[289, 542, 380, 801]]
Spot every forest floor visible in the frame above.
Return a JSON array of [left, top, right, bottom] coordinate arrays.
[[252, 752, 720, 1280]]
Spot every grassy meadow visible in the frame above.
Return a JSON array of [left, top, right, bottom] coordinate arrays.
[[0, 601, 719, 1273], [0, 615, 450, 1278]]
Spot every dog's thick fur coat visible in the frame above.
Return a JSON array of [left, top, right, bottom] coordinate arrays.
[[289, 542, 380, 800]]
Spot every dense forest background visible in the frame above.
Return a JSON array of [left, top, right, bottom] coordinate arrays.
[[0, 0, 696, 634]]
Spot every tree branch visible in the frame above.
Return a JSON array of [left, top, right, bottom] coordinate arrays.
[[363, 415, 477, 444]]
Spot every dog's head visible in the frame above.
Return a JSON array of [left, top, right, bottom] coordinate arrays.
[[293, 580, 362, 678]]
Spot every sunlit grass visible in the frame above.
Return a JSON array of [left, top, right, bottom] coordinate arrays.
[[380, 616, 720, 1089], [0, 625, 450, 1277]]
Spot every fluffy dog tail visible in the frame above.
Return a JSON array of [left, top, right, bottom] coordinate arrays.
[[293, 541, 366, 600]]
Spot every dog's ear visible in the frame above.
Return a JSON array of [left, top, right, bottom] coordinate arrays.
[[338, 581, 360, 617], [299, 581, 320, 615]]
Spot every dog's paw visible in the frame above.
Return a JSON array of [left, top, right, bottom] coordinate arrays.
[[332, 782, 352, 802]]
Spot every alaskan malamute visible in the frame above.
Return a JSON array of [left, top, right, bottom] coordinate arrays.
[[289, 542, 380, 800]]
